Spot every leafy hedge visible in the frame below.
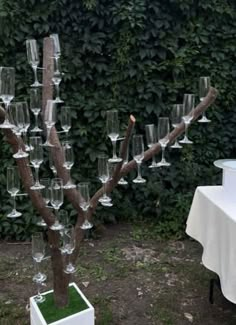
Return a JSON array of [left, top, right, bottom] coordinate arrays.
[[0, 0, 236, 239]]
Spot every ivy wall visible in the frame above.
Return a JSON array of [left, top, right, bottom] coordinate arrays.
[[0, 0, 236, 239]]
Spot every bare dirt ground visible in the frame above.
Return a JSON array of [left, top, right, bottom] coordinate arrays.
[[0, 223, 236, 325]]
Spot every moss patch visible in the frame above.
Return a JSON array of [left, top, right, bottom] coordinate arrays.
[[38, 285, 88, 324]]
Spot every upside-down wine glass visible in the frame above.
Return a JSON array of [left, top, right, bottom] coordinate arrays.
[[50, 34, 61, 74], [63, 226, 76, 274], [98, 155, 112, 205], [145, 124, 158, 168], [78, 182, 93, 230], [179, 94, 195, 144], [29, 136, 45, 190], [118, 140, 129, 185], [132, 134, 146, 183], [170, 104, 183, 149], [61, 106, 71, 140], [7, 166, 22, 218], [52, 71, 64, 103], [0, 66, 15, 128], [63, 141, 76, 189], [198, 76, 211, 123], [106, 110, 122, 163], [157, 117, 171, 167], [32, 232, 46, 303], [50, 178, 64, 231], [26, 39, 42, 87], [42, 100, 56, 147], [9, 102, 29, 159], [30, 88, 42, 133]]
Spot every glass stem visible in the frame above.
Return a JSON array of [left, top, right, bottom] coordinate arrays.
[[55, 57, 59, 73], [33, 65, 39, 84], [161, 146, 166, 162], [66, 168, 72, 184], [103, 182, 107, 198], [36, 282, 41, 297], [13, 195, 16, 211], [46, 126, 51, 143], [137, 162, 142, 178], [35, 166, 40, 185], [34, 113, 39, 128], [185, 123, 189, 139], [152, 156, 156, 164], [112, 140, 117, 159], [4, 103, 10, 124], [56, 84, 60, 99]]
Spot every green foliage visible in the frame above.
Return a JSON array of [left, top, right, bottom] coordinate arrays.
[[0, 0, 236, 239]]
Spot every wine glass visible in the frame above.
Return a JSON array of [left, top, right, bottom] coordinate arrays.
[[63, 226, 76, 274], [30, 88, 42, 133], [106, 110, 122, 163], [7, 166, 22, 218], [52, 71, 64, 103], [61, 106, 71, 140], [0, 66, 15, 128], [170, 104, 183, 149], [26, 39, 42, 87], [198, 76, 211, 123], [62, 141, 76, 189], [50, 178, 64, 231], [29, 136, 45, 190], [145, 124, 158, 168], [50, 34, 61, 74], [32, 232, 46, 303], [98, 155, 112, 204], [132, 134, 146, 183], [157, 117, 171, 167], [9, 103, 29, 159], [78, 182, 93, 230], [179, 94, 195, 144], [118, 140, 129, 185], [42, 100, 56, 147]]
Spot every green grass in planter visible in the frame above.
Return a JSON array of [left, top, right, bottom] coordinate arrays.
[[38, 286, 88, 324]]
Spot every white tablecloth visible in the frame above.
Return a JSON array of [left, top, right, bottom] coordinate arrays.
[[186, 186, 236, 303]]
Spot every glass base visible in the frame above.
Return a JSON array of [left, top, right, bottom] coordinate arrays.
[[7, 210, 22, 218], [171, 142, 182, 149], [179, 136, 193, 144], [157, 159, 171, 167], [34, 294, 46, 303], [148, 162, 159, 168], [98, 195, 111, 203], [31, 81, 42, 87], [133, 177, 146, 183], [64, 264, 76, 274], [54, 97, 64, 103], [33, 273, 47, 283], [118, 178, 128, 185], [63, 183, 76, 189], [13, 151, 29, 159], [80, 220, 93, 230], [30, 183, 45, 190], [36, 218, 47, 227], [198, 116, 211, 123], [50, 222, 64, 231], [101, 201, 113, 207], [31, 126, 43, 133], [41, 141, 54, 147], [108, 157, 122, 163], [0, 121, 15, 129]]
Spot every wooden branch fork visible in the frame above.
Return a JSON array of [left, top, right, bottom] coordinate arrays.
[[0, 36, 218, 307]]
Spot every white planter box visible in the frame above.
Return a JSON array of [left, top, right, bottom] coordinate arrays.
[[30, 282, 94, 325]]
